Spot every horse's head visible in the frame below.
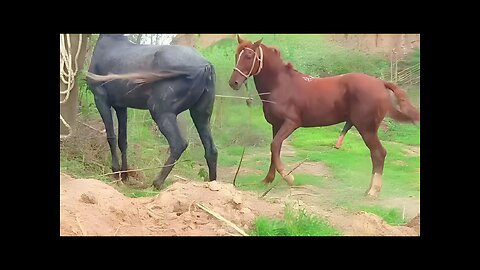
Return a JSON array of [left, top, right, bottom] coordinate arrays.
[[228, 35, 264, 90]]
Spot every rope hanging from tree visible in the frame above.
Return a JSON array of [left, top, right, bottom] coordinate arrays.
[[60, 34, 83, 140]]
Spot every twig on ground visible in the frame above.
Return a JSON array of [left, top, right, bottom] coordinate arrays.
[[233, 146, 246, 187], [196, 203, 249, 236], [114, 225, 123, 236], [285, 158, 309, 176], [75, 215, 87, 236]]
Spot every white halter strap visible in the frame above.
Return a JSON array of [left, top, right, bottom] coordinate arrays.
[[234, 46, 264, 79]]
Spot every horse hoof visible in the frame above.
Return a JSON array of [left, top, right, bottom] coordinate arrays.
[[261, 176, 275, 184], [112, 172, 121, 180], [152, 180, 164, 190], [283, 174, 295, 186], [365, 188, 380, 198]]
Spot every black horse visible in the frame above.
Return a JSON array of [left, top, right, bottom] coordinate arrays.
[[86, 34, 217, 189]]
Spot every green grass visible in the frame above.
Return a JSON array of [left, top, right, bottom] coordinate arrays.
[[251, 206, 341, 236], [349, 205, 407, 225], [290, 124, 420, 199]]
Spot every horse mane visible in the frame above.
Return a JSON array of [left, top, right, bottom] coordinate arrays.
[[263, 44, 301, 74]]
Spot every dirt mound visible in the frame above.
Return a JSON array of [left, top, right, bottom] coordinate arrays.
[[406, 214, 420, 234], [60, 173, 419, 236], [60, 173, 283, 236], [349, 211, 418, 236]]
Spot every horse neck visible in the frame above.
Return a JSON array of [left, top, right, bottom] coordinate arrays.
[[253, 45, 289, 95]]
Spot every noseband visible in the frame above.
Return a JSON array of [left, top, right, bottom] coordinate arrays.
[[234, 46, 264, 79]]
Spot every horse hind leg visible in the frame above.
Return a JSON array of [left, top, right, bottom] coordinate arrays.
[[114, 106, 129, 181], [94, 94, 121, 179], [335, 121, 353, 149], [189, 92, 218, 182], [358, 130, 387, 198], [150, 110, 188, 189]]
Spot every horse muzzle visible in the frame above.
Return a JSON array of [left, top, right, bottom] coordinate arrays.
[[229, 78, 244, 91]]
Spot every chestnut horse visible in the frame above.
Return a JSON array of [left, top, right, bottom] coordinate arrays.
[[228, 36, 419, 197]]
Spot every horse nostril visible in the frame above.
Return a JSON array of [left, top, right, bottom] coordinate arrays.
[[234, 81, 239, 85]]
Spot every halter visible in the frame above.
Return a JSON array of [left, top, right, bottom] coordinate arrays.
[[234, 46, 264, 79]]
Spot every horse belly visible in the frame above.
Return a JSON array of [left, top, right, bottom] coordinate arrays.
[[300, 100, 346, 127], [301, 115, 344, 127], [106, 85, 150, 110]]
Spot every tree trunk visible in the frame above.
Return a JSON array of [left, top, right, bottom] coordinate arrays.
[[136, 34, 142, 44], [60, 34, 90, 137]]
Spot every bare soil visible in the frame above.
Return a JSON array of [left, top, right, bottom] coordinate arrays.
[[60, 172, 419, 236]]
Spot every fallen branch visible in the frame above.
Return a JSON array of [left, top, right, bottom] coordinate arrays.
[[196, 203, 249, 236], [233, 146, 246, 187]]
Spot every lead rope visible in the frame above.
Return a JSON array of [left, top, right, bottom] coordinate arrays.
[[60, 34, 83, 140]]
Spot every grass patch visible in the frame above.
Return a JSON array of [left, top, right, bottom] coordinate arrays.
[[251, 205, 341, 236], [290, 123, 420, 199], [351, 205, 407, 225]]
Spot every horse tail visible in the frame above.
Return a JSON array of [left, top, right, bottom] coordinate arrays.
[[205, 62, 216, 93], [86, 71, 185, 85], [384, 81, 420, 123]]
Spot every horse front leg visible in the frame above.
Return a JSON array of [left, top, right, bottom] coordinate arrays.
[[190, 109, 218, 182], [150, 111, 188, 190], [271, 120, 298, 185], [262, 124, 279, 184]]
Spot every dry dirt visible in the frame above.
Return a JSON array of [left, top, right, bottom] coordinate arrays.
[[60, 172, 419, 236], [60, 173, 283, 236]]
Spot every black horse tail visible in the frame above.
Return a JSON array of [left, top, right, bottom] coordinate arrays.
[[86, 70, 187, 85], [205, 62, 216, 93], [186, 62, 216, 94]]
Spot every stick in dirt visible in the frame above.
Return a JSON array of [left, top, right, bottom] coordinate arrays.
[[233, 146, 246, 187]]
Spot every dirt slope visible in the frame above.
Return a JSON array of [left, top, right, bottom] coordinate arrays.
[[60, 173, 419, 236]]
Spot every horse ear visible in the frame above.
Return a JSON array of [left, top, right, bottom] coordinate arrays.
[[237, 34, 244, 44], [252, 38, 263, 49]]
